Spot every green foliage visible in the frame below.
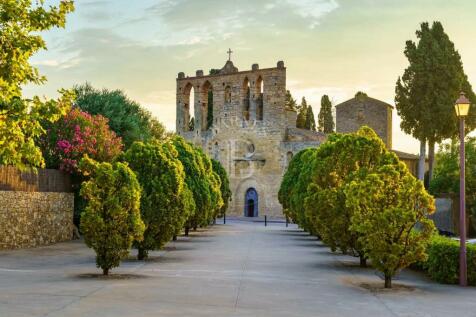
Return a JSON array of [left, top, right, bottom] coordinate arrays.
[[122, 141, 194, 259], [212, 159, 231, 217], [285, 90, 297, 111], [305, 105, 317, 131], [305, 127, 396, 259], [40, 107, 123, 173], [430, 138, 476, 224], [286, 148, 318, 233], [79, 156, 145, 275], [318, 95, 334, 133], [296, 97, 316, 131], [346, 163, 436, 288], [172, 136, 222, 229], [395, 21, 476, 179], [0, 0, 75, 169], [296, 97, 307, 129], [422, 235, 476, 285], [74, 83, 166, 148]]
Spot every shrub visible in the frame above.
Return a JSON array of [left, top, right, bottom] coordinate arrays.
[[424, 235, 476, 285], [40, 107, 123, 174], [79, 156, 145, 275]]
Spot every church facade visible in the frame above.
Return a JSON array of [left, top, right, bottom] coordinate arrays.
[[176, 60, 325, 217]]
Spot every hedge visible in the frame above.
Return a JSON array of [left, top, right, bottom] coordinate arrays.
[[421, 235, 476, 285]]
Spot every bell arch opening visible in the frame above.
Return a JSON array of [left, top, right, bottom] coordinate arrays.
[[256, 76, 263, 121], [201, 81, 213, 131], [183, 83, 195, 131], [242, 78, 251, 121]]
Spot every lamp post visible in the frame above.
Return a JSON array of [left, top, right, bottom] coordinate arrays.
[[455, 91, 471, 287]]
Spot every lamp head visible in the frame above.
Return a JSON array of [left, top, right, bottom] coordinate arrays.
[[455, 92, 471, 117]]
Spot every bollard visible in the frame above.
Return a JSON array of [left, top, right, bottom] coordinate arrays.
[[265, 215, 267, 227], [224, 213, 226, 224], [286, 217, 289, 227]]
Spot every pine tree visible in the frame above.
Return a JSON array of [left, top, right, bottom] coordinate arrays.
[[318, 95, 334, 133], [395, 21, 476, 181]]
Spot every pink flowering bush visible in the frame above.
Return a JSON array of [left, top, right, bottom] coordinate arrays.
[[40, 108, 123, 173]]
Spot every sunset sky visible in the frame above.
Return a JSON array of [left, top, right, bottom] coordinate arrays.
[[25, 0, 476, 154]]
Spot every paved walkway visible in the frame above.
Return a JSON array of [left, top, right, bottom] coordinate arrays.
[[1, 220, 476, 317]]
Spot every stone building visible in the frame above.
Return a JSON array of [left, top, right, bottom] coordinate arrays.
[[176, 60, 325, 217], [335, 92, 420, 175]]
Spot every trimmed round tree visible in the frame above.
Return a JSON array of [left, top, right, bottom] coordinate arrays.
[[304, 127, 397, 265], [346, 163, 436, 288], [211, 159, 231, 218], [172, 136, 222, 233], [122, 141, 195, 260], [79, 156, 145, 275], [279, 148, 318, 232]]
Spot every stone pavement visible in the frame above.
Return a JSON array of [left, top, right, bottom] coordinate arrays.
[[1, 220, 476, 317]]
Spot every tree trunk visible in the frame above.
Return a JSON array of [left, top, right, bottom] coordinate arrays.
[[428, 139, 435, 185], [172, 235, 177, 241], [185, 227, 189, 236], [384, 274, 392, 288], [418, 138, 426, 181], [103, 268, 109, 276], [137, 247, 148, 260], [359, 255, 367, 268]]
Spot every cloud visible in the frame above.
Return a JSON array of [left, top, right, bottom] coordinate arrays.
[[284, 0, 339, 28]]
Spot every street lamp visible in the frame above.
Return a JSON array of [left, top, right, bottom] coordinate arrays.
[[455, 91, 470, 287]]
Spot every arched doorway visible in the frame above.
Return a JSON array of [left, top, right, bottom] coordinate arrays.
[[244, 188, 258, 217]]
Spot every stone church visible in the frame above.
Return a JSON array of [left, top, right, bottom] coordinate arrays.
[[176, 59, 325, 218], [176, 58, 418, 218]]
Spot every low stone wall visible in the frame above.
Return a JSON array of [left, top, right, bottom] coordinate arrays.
[[0, 191, 74, 249]]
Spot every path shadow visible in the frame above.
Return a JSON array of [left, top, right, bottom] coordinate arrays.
[[73, 273, 148, 280]]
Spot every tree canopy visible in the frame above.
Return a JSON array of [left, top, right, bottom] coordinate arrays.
[[395, 21, 476, 179], [74, 83, 166, 148], [0, 0, 75, 169]]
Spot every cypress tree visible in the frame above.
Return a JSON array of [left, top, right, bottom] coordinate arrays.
[[296, 97, 308, 129], [395, 21, 476, 181], [318, 95, 334, 133], [305, 105, 317, 131], [285, 90, 297, 111]]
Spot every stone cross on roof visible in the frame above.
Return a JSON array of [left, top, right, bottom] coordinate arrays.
[[227, 48, 233, 61]]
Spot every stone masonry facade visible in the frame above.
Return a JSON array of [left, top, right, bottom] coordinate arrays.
[[0, 191, 74, 249], [176, 60, 325, 217]]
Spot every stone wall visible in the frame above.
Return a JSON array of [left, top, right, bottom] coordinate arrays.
[[336, 95, 393, 148], [0, 191, 74, 249]]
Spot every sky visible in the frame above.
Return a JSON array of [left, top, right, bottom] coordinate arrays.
[[25, 0, 476, 154]]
